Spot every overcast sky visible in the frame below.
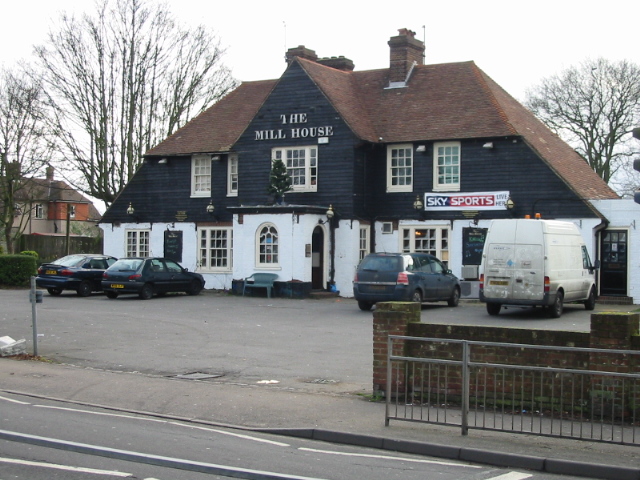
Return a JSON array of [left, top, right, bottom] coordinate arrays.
[[1, 0, 637, 101]]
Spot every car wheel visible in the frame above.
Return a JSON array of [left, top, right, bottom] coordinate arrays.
[[47, 288, 62, 296], [106, 291, 119, 299], [358, 300, 373, 311], [486, 302, 501, 316], [447, 287, 460, 307], [139, 283, 154, 300], [411, 289, 423, 304], [584, 287, 596, 311], [76, 281, 92, 297], [187, 279, 203, 296], [548, 291, 564, 318]]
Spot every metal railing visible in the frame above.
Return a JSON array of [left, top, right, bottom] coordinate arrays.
[[385, 336, 640, 445]]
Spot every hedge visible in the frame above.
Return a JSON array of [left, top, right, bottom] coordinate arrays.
[[0, 255, 38, 286]]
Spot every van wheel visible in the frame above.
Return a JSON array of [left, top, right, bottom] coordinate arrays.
[[447, 287, 460, 307], [584, 287, 596, 311], [486, 302, 501, 316], [411, 289, 423, 304], [548, 291, 564, 318], [358, 300, 373, 311]]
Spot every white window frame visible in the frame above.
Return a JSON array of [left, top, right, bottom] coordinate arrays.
[[69, 204, 76, 219], [433, 142, 461, 192], [359, 225, 370, 262], [386, 144, 413, 192], [256, 223, 280, 269], [34, 203, 44, 219], [198, 226, 233, 272], [126, 229, 150, 257], [227, 154, 238, 197], [191, 154, 211, 197], [272, 146, 317, 192], [401, 225, 450, 265]]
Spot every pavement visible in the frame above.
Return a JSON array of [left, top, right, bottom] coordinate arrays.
[[1, 294, 639, 479]]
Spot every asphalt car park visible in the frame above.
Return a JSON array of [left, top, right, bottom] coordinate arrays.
[[1, 289, 632, 395]]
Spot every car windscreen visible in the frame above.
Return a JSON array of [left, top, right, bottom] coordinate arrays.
[[51, 255, 86, 267], [359, 256, 402, 272], [110, 259, 144, 271]]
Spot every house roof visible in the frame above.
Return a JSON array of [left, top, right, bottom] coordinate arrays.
[[145, 56, 618, 201]]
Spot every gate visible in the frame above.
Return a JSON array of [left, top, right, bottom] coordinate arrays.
[[385, 336, 640, 446]]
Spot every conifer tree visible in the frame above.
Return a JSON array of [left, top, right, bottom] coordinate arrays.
[[267, 159, 292, 202]]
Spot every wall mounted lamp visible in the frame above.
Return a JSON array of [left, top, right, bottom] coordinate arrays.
[[211, 155, 221, 161], [127, 202, 135, 215], [415, 145, 426, 152], [318, 205, 335, 225], [506, 197, 515, 210], [413, 195, 424, 211], [483, 142, 494, 149], [206, 201, 215, 215], [158, 158, 168, 164]]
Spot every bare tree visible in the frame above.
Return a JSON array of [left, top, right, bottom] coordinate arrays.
[[525, 58, 640, 187], [0, 69, 52, 253], [35, 0, 237, 206]]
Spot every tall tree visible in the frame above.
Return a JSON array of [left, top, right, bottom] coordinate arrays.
[[0, 69, 51, 253], [35, 0, 237, 206], [525, 58, 640, 188]]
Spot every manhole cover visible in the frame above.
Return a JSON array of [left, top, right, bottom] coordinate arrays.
[[174, 372, 223, 380], [305, 378, 339, 384]]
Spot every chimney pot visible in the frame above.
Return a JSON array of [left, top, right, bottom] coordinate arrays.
[[46, 166, 55, 181], [388, 28, 425, 84]]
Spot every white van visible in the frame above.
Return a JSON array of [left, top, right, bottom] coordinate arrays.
[[479, 219, 597, 318]]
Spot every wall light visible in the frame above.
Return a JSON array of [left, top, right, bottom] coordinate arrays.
[[127, 203, 135, 215], [158, 158, 168, 164], [206, 201, 215, 214], [506, 197, 515, 210], [326, 205, 335, 219], [413, 195, 424, 211], [415, 145, 426, 152], [483, 142, 494, 149]]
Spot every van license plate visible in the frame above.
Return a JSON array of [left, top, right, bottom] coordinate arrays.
[[110, 284, 125, 289], [490, 280, 509, 286]]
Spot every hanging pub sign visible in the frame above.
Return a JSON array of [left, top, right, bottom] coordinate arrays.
[[423, 191, 510, 211]]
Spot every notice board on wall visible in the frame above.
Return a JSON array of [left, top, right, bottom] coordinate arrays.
[[164, 230, 183, 263], [462, 227, 487, 266]]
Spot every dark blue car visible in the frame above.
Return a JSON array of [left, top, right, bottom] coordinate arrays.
[[353, 252, 460, 311], [36, 254, 118, 296], [102, 257, 205, 300]]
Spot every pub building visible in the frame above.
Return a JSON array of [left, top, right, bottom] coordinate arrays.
[[100, 28, 639, 302]]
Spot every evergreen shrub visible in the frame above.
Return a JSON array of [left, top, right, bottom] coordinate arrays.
[[0, 255, 38, 286]]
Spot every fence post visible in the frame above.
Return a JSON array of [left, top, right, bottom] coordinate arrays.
[[461, 340, 469, 435]]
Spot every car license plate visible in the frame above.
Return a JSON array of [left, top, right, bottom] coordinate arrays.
[[490, 280, 509, 286], [368, 285, 386, 291], [110, 284, 125, 289], [45, 270, 57, 275]]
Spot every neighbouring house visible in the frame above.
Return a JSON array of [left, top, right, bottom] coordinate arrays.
[[99, 28, 639, 302], [14, 166, 102, 238]]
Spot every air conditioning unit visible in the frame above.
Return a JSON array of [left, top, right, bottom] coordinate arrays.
[[461, 265, 479, 280]]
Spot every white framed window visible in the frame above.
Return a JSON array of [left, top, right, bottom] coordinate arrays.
[[227, 154, 238, 197], [387, 144, 413, 192], [359, 225, 370, 262], [191, 154, 211, 197], [198, 227, 233, 272], [401, 226, 450, 265], [433, 142, 460, 191], [126, 230, 150, 257], [272, 146, 317, 192], [256, 223, 280, 268], [69, 204, 76, 219], [34, 203, 44, 219]]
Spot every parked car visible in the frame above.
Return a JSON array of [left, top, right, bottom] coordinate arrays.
[[36, 254, 118, 297], [353, 252, 460, 311], [101, 257, 205, 300]]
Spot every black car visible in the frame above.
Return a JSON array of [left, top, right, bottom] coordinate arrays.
[[353, 252, 460, 311], [101, 257, 205, 299], [36, 254, 118, 296]]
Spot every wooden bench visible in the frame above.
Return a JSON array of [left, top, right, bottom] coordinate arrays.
[[243, 273, 278, 298]]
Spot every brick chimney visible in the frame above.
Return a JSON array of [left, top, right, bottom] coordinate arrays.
[[285, 45, 318, 65], [317, 56, 355, 71], [46, 166, 55, 181], [388, 28, 425, 84]]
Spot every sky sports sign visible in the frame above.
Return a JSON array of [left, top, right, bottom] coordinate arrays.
[[423, 191, 510, 211]]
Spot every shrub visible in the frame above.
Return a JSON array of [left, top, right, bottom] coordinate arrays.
[[20, 250, 39, 259], [0, 255, 38, 286]]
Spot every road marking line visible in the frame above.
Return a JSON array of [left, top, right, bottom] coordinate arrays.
[[0, 395, 30, 405], [486, 473, 533, 480], [168, 421, 290, 447], [34, 405, 165, 423], [0, 456, 132, 477], [298, 447, 482, 468]]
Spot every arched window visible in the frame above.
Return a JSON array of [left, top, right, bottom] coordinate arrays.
[[257, 223, 279, 267]]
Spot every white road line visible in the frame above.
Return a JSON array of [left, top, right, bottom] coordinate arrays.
[[35, 404, 289, 447], [486, 473, 533, 480], [298, 447, 482, 468], [0, 395, 31, 405], [0, 456, 132, 477]]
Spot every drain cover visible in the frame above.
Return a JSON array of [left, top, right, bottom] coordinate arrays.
[[174, 372, 223, 380], [306, 378, 339, 384]]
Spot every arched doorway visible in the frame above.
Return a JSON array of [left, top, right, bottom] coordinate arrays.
[[311, 226, 325, 289]]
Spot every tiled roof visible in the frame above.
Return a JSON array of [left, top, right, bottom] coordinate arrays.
[[145, 58, 618, 200]]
